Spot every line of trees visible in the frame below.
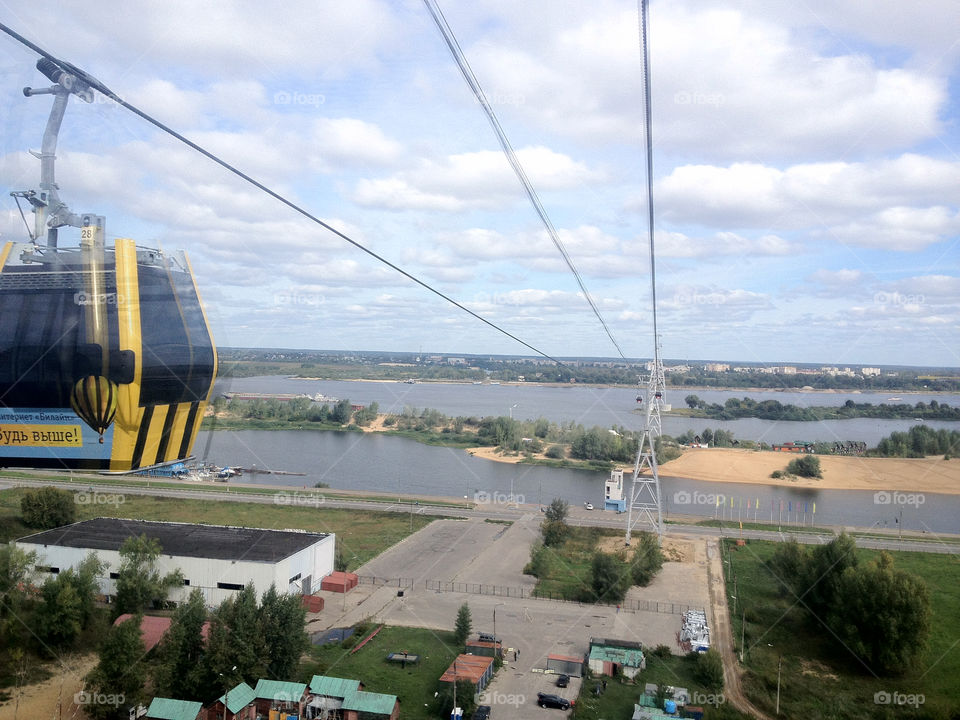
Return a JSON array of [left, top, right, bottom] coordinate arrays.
[[768, 534, 931, 675], [871, 425, 960, 458], [682, 395, 960, 421]]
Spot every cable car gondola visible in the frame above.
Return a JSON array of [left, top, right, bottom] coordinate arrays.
[[0, 59, 216, 472]]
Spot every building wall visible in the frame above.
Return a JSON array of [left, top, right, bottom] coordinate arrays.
[[17, 533, 335, 607]]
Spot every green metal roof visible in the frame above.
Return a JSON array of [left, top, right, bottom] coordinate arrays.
[[342, 690, 398, 715], [146, 698, 202, 720], [253, 679, 306, 703], [218, 682, 256, 714], [309, 676, 361, 699], [589, 643, 645, 667]]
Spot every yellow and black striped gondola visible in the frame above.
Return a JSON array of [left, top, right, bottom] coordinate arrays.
[[0, 59, 216, 473]]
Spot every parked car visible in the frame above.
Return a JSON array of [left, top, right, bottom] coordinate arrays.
[[584, 502, 594, 510], [537, 693, 571, 710], [472, 705, 491, 720], [555, 674, 570, 688]]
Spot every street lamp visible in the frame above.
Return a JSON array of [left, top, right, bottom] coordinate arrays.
[[218, 666, 237, 720], [509, 403, 518, 419], [493, 602, 505, 660]]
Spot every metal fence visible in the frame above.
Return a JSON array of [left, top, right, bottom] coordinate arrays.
[[422, 579, 695, 615], [356, 575, 414, 588]]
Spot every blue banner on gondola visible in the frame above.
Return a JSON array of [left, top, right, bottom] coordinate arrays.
[[0, 407, 112, 460]]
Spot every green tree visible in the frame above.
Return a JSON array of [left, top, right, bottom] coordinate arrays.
[[260, 585, 308, 680], [204, 584, 267, 685], [331, 399, 353, 424], [786, 454, 822, 478], [685, 394, 701, 409], [154, 589, 209, 700], [66, 554, 107, 629], [86, 614, 147, 720], [113, 535, 184, 616], [630, 532, 664, 586], [32, 574, 83, 650], [545, 498, 569, 523], [830, 552, 931, 674], [20, 487, 77, 529], [694, 648, 724, 691], [453, 602, 472, 645], [0, 544, 36, 618], [590, 552, 631, 604]]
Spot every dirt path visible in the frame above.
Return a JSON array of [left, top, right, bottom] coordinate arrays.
[[0, 654, 96, 720], [705, 539, 773, 720]]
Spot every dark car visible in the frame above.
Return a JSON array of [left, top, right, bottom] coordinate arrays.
[[537, 693, 571, 710], [555, 674, 570, 688], [472, 705, 491, 720]]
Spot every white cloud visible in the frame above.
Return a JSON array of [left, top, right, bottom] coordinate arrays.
[[352, 147, 605, 211]]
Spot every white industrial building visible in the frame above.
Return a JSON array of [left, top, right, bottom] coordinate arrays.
[[16, 518, 335, 606]]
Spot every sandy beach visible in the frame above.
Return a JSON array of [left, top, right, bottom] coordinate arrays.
[[467, 445, 960, 496]]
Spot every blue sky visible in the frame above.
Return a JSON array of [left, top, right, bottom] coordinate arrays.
[[1, 0, 958, 366]]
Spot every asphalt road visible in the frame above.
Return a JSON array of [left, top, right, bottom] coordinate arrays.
[[2, 476, 958, 554]]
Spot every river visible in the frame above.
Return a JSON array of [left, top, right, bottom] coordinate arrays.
[[215, 376, 959, 444], [195, 429, 959, 534]]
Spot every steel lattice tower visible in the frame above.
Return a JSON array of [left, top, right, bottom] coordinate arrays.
[[625, 0, 665, 546]]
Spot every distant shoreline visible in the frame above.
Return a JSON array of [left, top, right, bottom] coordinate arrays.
[[284, 376, 960, 395]]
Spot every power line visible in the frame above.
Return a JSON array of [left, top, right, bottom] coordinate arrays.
[[0, 21, 571, 369], [422, 0, 628, 360]]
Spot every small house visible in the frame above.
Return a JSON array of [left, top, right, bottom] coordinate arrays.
[[252, 680, 307, 719], [146, 698, 203, 720], [205, 682, 256, 720], [439, 655, 495, 693], [546, 653, 584, 678], [587, 638, 645, 679]]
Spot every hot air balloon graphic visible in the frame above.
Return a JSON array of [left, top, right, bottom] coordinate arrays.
[[70, 375, 118, 443]]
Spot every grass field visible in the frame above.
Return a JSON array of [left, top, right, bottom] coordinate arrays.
[[722, 538, 960, 719], [298, 625, 466, 720], [570, 654, 753, 720], [530, 526, 624, 601], [0, 488, 434, 570]]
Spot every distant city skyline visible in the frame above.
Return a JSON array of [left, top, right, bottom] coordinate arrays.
[[1, 1, 958, 366]]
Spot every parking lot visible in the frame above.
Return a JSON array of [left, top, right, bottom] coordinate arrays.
[[309, 515, 714, 718]]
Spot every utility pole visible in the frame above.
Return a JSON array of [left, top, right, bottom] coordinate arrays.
[[776, 655, 782, 715], [740, 606, 745, 662]]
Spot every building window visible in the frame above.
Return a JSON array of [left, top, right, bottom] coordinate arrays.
[[38, 566, 59, 574], [217, 582, 243, 591], [109, 572, 120, 579], [289, 573, 301, 584], [183, 579, 190, 586]]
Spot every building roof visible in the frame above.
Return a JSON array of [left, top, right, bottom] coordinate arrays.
[[589, 643, 645, 668], [218, 682, 256, 714], [439, 654, 494, 684], [547, 653, 584, 664], [113, 614, 171, 652], [17, 518, 328, 563], [342, 690, 398, 716], [146, 698, 202, 720], [253, 679, 307, 703], [112, 614, 211, 652], [309, 676, 361, 698]]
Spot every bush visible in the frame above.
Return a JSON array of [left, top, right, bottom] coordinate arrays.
[[20, 487, 77, 529], [694, 648, 724, 691], [786, 454, 822, 478], [545, 444, 565, 459], [651, 644, 672, 659], [770, 470, 783, 479]]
